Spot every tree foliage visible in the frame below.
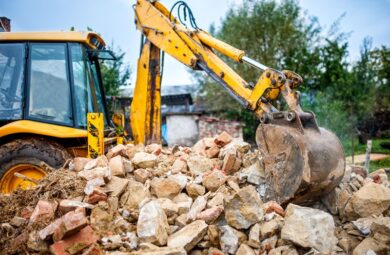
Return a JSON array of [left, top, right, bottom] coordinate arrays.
[[196, 0, 389, 153]]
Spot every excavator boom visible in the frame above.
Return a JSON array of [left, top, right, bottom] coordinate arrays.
[[131, 0, 345, 204]]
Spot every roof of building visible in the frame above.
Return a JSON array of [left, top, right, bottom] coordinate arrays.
[[0, 31, 106, 49], [120, 84, 199, 98]]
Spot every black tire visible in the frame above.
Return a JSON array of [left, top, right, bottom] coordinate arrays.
[[0, 137, 71, 179]]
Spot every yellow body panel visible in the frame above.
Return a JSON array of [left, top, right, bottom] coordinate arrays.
[[131, 40, 162, 144], [134, 0, 197, 68], [0, 120, 87, 139], [0, 31, 105, 49], [87, 113, 104, 158]]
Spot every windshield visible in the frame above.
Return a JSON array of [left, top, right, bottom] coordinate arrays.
[[70, 43, 108, 128], [0, 43, 24, 120], [29, 43, 73, 125]]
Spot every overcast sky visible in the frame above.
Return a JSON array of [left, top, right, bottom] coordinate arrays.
[[1, 0, 389, 86]]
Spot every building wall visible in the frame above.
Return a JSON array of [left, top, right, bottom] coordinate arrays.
[[199, 116, 243, 140], [166, 115, 199, 147]]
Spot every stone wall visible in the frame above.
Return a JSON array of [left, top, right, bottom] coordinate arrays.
[[199, 116, 243, 140]]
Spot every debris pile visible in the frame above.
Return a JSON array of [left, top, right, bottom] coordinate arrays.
[[0, 131, 389, 255]]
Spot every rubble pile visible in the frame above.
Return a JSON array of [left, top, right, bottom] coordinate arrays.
[[0, 131, 389, 255]]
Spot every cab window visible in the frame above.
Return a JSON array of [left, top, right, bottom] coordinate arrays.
[[70, 43, 93, 127], [28, 43, 72, 125], [0, 43, 24, 120]]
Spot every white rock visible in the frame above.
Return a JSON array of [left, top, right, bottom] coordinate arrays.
[[281, 204, 338, 253], [137, 200, 169, 246]]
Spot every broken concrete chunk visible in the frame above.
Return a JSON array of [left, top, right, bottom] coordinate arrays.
[[109, 155, 125, 177], [131, 246, 186, 255], [106, 144, 126, 160], [59, 199, 94, 214], [196, 206, 224, 224], [236, 243, 256, 255], [187, 195, 208, 222], [187, 155, 213, 175], [167, 220, 208, 251], [224, 185, 263, 229], [281, 204, 338, 253], [105, 176, 129, 197], [156, 198, 179, 217], [345, 182, 390, 220], [247, 223, 261, 248], [168, 174, 188, 191], [171, 158, 188, 174], [84, 177, 105, 195], [120, 179, 150, 211], [239, 162, 264, 185], [30, 200, 58, 223], [133, 168, 151, 183], [137, 200, 169, 246], [10, 216, 27, 227], [202, 170, 226, 192], [151, 177, 182, 199], [219, 225, 247, 254], [268, 245, 299, 255], [84, 155, 108, 170], [27, 230, 49, 252], [78, 167, 111, 183], [207, 192, 225, 208], [173, 193, 193, 214], [132, 152, 157, 169], [186, 182, 206, 198], [71, 157, 92, 172]]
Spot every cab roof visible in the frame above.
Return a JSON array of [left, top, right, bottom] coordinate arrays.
[[0, 31, 106, 49]]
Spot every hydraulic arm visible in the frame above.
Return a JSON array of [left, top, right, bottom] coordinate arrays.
[[131, 0, 345, 205]]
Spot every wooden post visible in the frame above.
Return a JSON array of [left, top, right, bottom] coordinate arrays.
[[364, 140, 372, 174]]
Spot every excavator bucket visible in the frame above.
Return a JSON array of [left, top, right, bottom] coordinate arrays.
[[256, 111, 345, 205]]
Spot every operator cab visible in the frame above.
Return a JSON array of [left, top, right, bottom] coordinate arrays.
[[0, 31, 115, 130]]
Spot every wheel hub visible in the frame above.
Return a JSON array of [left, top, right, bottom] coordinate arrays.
[[0, 164, 47, 194]]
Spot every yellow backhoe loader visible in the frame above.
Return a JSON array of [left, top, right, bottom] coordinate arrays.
[[0, 0, 345, 205]]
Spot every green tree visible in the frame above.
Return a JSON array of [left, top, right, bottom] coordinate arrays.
[[69, 27, 131, 97], [196, 0, 322, 141], [100, 43, 131, 97]]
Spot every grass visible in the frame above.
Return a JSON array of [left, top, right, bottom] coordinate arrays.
[[343, 138, 390, 157], [368, 157, 390, 172], [341, 137, 390, 173]]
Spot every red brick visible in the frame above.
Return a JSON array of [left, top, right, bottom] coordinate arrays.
[[85, 187, 108, 204], [205, 144, 220, 158], [263, 201, 285, 217], [21, 206, 34, 219], [30, 200, 58, 223], [39, 218, 63, 240], [222, 153, 236, 175], [50, 226, 98, 255], [106, 144, 126, 160], [214, 131, 233, 147], [53, 210, 88, 242]]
